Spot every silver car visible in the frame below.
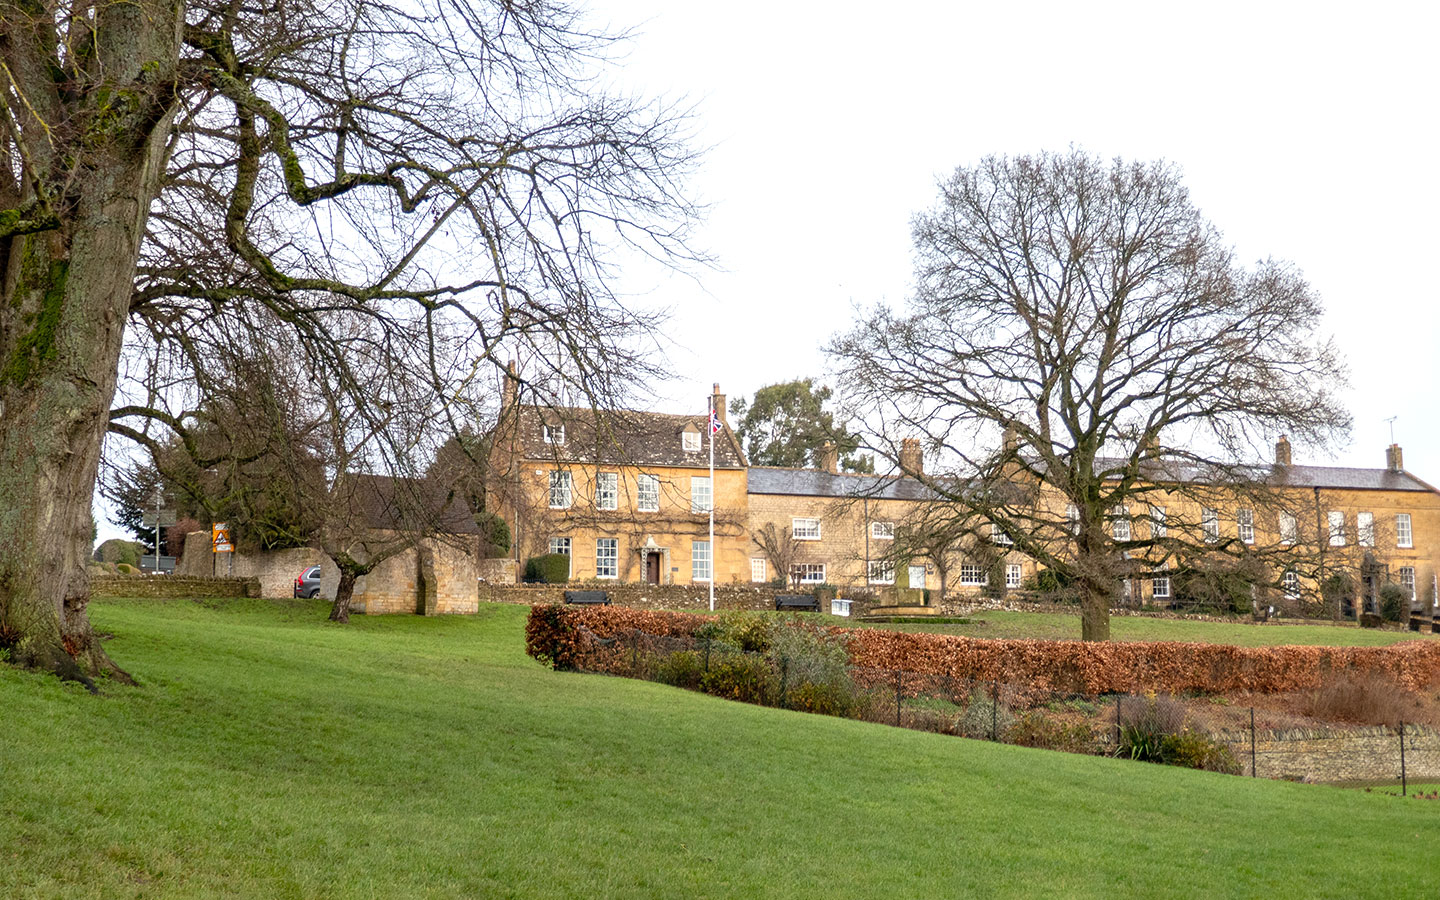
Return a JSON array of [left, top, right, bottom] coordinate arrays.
[[294, 565, 323, 598]]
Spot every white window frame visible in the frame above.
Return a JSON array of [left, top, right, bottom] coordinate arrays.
[[636, 474, 659, 513], [548, 470, 573, 509], [1066, 504, 1080, 535], [1282, 569, 1300, 600], [1152, 575, 1170, 600], [1005, 564, 1022, 589], [1357, 511, 1374, 548], [595, 538, 618, 579], [867, 559, 895, 585], [542, 424, 565, 445], [595, 472, 618, 511], [691, 540, 712, 582], [992, 522, 1014, 545], [870, 521, 895, 540], [1279, 511, 1297, 545], [1399, 566, 1416, 602], [1151, 506, 1167, 539], [548, 537, 572, 578], [792, 517, 822, 541], [1237, 508, 1254, 545], [1397, 513, 1413, 549], [682, 431, 701, 453], [749, 557, 767, 583], [790, 563, 825, 585], [1202, 507, 1219, 543], [1328, 511, 1346, 547], [959, 563, 985, 586], [1111, 506, 1130, 542], [690, 476, 712, 514]]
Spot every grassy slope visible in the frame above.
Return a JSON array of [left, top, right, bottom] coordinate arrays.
[[2, 598, 1435, 899], [852, 609, 1436, 646]]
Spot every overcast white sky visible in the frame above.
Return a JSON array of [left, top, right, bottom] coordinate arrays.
[[95, 1, 1440, 544], [593, 0, 1440, 479]]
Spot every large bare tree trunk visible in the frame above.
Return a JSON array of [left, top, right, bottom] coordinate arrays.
[[329, 569, 359, 623], [1079, 580, 1112, 642], [0, 1, 179, 683]]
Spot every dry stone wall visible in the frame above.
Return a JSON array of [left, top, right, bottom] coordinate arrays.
[[92, 576, 260, 599]]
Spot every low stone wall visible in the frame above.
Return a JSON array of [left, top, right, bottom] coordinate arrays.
[[478, 557, 517, 584], [479, 582, 786, 612], [1219, 726, 1440, 784], [175, 534, 339, 600], [92, 575, 260, 599]]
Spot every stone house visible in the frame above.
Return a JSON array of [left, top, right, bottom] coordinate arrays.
[[487, 379, 750, 585]]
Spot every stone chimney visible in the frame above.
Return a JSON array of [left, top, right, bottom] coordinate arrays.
[[818, 441, 838, 474], [1002, 422, 1019, 454], [1274, 435, 1292, 467], [1387, 443, 1404, 473], [899, 437, 923, 475], [711, 382, 727, 427], [501, 359, 519, 410]]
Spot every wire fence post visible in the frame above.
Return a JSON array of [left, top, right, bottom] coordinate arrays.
[[779, 657, 789, 710], [1250, 707, 1257, 778], [894, 669, 903, 727], [630, 632, 639, 674], [1400, 721, 1407, 797], [1115, 696, 1123, 746], [990, 680, 999, 742]]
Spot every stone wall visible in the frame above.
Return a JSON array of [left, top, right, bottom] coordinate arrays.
[[475, 581, 880, 615], [349, 538, 478, 615], [478, 557, 517, 584], [175, 533, 340, 600], [92, 575, 260, 599], [1218, 726, 1440, 784]]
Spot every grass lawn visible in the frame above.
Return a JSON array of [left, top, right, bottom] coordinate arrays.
[[4, 597, 1437, 898], [846, 609, 1437, 646]]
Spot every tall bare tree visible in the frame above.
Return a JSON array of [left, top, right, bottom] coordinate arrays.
[[830, 150, 1350, 641], [0, 0, 702, 684]]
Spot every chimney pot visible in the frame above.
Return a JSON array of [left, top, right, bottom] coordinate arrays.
[[1387, 443, 1404, 473], [1274, 435, 1292, 468], [818, 441, 838, 475], [899, 437, 924, 476], [710, 383, 727, 427]]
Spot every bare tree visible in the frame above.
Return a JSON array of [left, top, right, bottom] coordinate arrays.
[[752, 521, 803, 589], [830, 150, 1350, 641], [1, 0, 702, 682]]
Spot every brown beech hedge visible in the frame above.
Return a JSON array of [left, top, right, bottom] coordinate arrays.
[[525, 604, 1440, 695]]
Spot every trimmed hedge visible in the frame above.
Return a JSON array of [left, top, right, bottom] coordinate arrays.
[[524, 604, 1440, 696]]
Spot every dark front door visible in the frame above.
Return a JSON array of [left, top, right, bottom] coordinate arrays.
[[646, 552, 661, 584]]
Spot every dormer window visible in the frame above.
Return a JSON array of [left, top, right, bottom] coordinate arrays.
[[682, 431, 701, 453], [543, 424, 565, 445]]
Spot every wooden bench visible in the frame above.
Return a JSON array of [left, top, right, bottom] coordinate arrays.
[[774, 594, 820, 612], [563, 590, 611, 605]]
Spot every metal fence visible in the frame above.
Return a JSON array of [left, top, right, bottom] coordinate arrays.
[[572, 625, 1440, 793]]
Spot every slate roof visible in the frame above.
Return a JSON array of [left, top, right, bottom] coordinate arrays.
[[508, 404, 746, 470], [1080, 456, 1439, 494], [746, 466, 935, 501], [342, 474, 480, 535]]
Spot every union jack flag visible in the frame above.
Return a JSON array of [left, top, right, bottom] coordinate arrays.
[[709, 409, 723, 434]]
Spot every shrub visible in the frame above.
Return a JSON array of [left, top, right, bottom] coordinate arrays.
[[1116, 695, 1187, 761], [1161, 731, 1242, 774], [524, 604, 580, 670], [524, 553, 571, 584], [700, 655, 776, 704], [1007, 712, 1099, 754], [476, 511, 511, 557], [787, 681, 858, 717], [115, 563, 141, 575], [1300, 673, 1421, 727], [1380, 583, 1409, 623], [717, 611, 772, 653], [1171, 559, 1265, 615], [960, 688, 1015, 740], [653, 650, 705, 690], [1322, 571, 1357, 616]]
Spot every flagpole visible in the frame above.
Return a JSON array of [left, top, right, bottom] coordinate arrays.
[[708, 390, 716, 612]]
